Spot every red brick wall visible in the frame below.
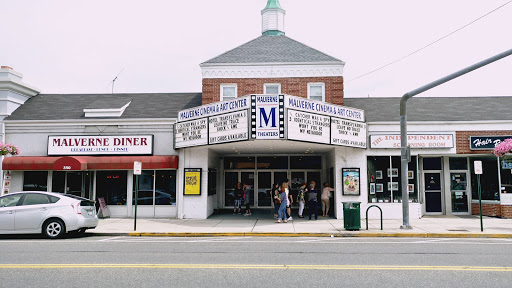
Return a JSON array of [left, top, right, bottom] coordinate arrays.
[[202, 77, 344, 105], [456, 131, 512, 154], [502, 205, 512, 218], [471, 203, 501, 217]]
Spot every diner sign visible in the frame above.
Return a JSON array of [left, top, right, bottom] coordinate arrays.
[[209, 110, 249, 144], [48, 135, 153, 155], [470, 136, 512, 150], [175, 119, 208, 148], [370, 134, 454, 149], [331, 118, 367, 148]]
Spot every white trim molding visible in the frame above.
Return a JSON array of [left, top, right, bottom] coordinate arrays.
[[201, 63, 344, 79]]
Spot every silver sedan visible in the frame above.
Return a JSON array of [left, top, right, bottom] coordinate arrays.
[[0, 191, 98, 239]]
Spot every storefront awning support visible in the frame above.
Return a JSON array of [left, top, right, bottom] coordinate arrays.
[[400, 48, 512, 229]]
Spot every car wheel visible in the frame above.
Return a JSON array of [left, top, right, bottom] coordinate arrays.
[[43, 219, 65, 239]]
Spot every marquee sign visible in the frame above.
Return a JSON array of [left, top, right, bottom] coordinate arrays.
[[175, 94, 367, 149], [369, 134, 454, 149], [48, 135, 154, 156]]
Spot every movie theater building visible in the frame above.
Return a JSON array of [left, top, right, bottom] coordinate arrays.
[[2, 0, 512, 219]]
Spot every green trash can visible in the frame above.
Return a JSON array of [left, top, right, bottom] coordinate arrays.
[[343, 202, 361, 230]]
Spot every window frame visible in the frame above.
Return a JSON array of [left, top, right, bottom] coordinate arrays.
[[220, 84, 238, 101], [264, 83, 281, 94], [307, 83, 325, 102]]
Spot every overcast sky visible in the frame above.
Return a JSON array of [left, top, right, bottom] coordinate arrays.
[[1, 0, 511, 98]]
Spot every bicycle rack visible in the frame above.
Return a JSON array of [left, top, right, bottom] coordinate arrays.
[[366, 205, 383, 230]]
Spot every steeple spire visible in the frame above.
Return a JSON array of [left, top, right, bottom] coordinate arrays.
[[261, 0, 285, 36]]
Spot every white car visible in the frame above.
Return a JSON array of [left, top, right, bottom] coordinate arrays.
[[0, 191, 98, 239]]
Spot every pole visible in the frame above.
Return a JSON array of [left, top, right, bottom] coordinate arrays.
[[399, 48, 512, 229], [478, 174, 483, 232], [134, 174, 139, 231]]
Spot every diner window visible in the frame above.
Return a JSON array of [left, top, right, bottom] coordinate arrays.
[[133, 170, 176, 205], [52, 171, 66, 193], [96, 171, 127, 205], [308, 83, 325, 102], [264, 83, 281, 94], [367, 156, 418, 204], [470, 157, 500, 201], [220, 84, 237, 101], [23, 171, 48, 191]]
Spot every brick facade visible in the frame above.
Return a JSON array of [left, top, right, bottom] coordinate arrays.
[[456, 130, 512, 154], [471, 203, 512, 218], [201, 77, 344, 105]]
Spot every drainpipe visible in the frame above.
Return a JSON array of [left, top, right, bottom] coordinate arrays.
[[400, 48, 512, 229]]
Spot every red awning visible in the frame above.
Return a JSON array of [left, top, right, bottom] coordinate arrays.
[[3, 156, 178, 171]]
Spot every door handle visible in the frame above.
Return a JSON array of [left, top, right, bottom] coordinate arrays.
[[40, 208, 48, 211]]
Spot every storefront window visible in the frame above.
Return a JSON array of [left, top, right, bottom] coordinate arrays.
[[52, 171, 66, 193], [367, 156, 418, 203], [470, 157, 499, 201], [257, 156, 288, 169], [449, 157, 468, 170], [23, 171, 48, 191], [224, 157, 255, 169], [290, 156, 322, 169], [96, 171, 127, 205], [500, 155, 512, 193], [132, 170, 176, 205]]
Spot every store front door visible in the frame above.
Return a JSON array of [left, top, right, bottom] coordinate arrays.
[[424, 172, 443, 214]]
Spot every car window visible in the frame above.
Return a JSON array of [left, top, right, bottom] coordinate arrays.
[[0, 194, 23, 207], [49, 196, 60, 203], [21, 193, 51, 206]]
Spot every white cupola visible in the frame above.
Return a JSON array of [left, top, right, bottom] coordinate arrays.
[[261, 0, 285, 36]]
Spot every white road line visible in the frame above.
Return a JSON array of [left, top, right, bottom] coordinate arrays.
[[98, 236, 124, 242]]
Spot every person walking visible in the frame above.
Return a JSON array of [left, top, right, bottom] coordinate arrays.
[[234, 182, 243, 215], [282, 180, 293, 221], [297, 183, 307, 218], [307, 181, 318, 220], [243, 182, 252, 216], [272, 183, 280, 218], [322, 182, 334, 217], [276, 186, 288, 223]]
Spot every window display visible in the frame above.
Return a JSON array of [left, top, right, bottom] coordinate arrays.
[[367, 156, 418, 203]]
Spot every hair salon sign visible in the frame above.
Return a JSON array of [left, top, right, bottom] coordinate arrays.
[[48, 135, 154, 155]]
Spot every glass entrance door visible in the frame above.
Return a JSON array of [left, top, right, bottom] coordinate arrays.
[[450, 173, 469, 213], [425, 172, 442, 213]]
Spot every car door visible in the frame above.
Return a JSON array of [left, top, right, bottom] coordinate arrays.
[[14, 193, 52, 230], [0, 194, 23, 231]]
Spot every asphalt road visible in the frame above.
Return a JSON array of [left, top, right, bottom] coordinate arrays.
[[1, 235, 512, 288]]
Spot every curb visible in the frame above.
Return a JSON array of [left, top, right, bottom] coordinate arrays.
[[125, 232, 512, 238]]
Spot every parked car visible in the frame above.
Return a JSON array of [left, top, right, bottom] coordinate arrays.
[[0, 191, 98, 239]]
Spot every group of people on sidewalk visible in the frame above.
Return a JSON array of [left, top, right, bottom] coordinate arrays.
[[272, 180, 334, 223]]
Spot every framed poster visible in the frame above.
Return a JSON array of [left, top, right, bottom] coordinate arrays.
[[408, 170, 414, 179], [342, 168, 360, 196], [387, 168, 399, 177], [369, 183, 376, 195], [388, 182, 399, 191], [408, 184, 414, 193], [184, 168, 202, 195], [376, 170, 383, 180], [376, 184, 384, 193]]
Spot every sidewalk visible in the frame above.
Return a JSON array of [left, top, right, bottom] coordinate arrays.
[[90, 212, 512, 238]]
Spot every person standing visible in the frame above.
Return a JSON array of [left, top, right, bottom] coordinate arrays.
[[282, 180, 293, 221], [307, 181, 318, 220], [297, 183, 307, 218], [322, 182, 335, 217], [272, 183, 280, 218], [243, 182, 252, 216], [234, 182, 243, 215], [276, 186, 288, 223]]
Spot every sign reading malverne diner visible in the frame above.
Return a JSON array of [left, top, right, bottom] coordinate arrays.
[[369, 134, 453, 149], [48, 135, 153, 155]]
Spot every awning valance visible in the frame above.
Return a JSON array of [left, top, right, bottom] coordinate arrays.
[[2, 155, 179, 171]]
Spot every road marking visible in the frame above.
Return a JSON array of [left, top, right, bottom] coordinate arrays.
[[1, 264, 512, 272], [98, 236, 124, 242]]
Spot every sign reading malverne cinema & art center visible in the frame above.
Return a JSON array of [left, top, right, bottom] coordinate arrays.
[[48, 135, 153, 155], [174, 95, 367, 149]]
